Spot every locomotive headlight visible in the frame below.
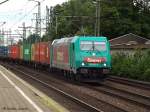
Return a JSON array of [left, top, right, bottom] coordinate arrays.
[[104, 63, 107, 67], [92, 53, 96, 56], [82, 62, 85, 66]]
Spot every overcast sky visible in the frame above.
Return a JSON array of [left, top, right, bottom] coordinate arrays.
[[0, 0, 68, 34]]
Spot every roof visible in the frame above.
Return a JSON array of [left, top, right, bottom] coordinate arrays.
[[111, 44, 150, 49], [109, 33, 150, 49]]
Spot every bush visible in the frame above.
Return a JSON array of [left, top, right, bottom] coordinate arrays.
[[143, 69, 150, 81], [111, 49, 150, 82]]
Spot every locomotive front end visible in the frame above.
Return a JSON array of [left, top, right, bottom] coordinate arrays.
[[75, 36, 111, 77]]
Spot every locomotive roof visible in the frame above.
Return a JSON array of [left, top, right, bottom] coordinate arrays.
[[52, 37, 74, 45], [52, 36, 107, 46]]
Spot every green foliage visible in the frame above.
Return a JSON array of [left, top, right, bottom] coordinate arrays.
[[143, 69, 150, 81], [23, 34, 40, 44], [112, 50, 150, 82], [41, 0, 150, 40]]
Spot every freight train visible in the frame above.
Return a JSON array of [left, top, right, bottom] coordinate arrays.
[[0, 36, 111, 81]]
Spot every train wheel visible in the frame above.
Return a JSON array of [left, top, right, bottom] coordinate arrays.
[[70, 72, 75, 81], [64, 70, 70, 80], [63, 70, 67, 78], [75, 74, 81, 82], [66, 71, 70, 80]]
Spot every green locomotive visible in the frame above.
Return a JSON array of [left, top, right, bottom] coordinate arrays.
[[51, 36, 111, 81]]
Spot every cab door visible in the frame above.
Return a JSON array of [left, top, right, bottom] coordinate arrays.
[[70, 43, 75, 69]]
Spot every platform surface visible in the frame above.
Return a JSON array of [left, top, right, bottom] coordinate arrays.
[[0, 65, 69, 112]]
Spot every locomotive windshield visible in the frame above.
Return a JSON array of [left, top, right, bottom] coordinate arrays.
[[80, 41, 106, 51]]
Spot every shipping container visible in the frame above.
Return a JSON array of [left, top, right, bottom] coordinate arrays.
[[9, 45, 20, 59], [39, 42, 50, 65], [34, 43, 40, 62], [23, 44, 31, 61], [20, 45, 23, 60], [0, 46, 8, 57], [33, 42, 51, 64], [31, 44, 35, 61]]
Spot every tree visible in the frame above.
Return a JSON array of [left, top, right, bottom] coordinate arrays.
[[24, 34, 40, 44], [42, 0, 150, 41]]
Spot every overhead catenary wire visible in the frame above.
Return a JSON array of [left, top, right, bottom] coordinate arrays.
[[10, 0, 46, 29], [10, 4, 38, 28], [0, 0, 9, 5], [11, 1, 31, 21]]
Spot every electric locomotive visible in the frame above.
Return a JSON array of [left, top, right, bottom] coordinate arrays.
[[51, 36, 111, 81]]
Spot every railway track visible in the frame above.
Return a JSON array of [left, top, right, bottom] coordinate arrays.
[[108, 76, 150, 90], [87, 83, 150, 110], [2, 62, 150, 112], [2, 63, 126, 112]]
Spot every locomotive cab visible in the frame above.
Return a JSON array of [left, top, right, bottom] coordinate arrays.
[[71, 36, 111, 78]]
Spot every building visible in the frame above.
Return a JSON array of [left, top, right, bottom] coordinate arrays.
[[109, 33, 150, 55]]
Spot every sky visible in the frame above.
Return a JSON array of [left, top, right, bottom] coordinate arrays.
[[0, 0, 68, 38]]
